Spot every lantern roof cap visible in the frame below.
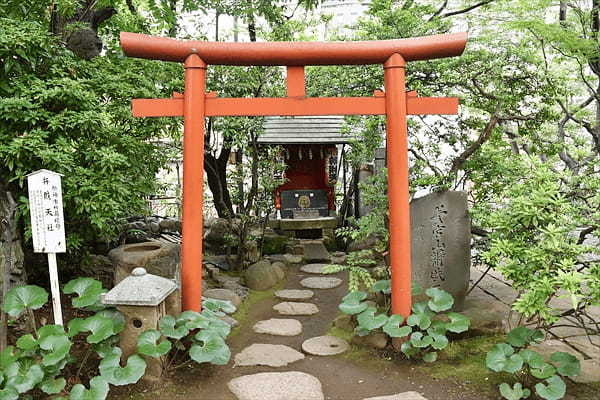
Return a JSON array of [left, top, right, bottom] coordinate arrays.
[[101, 267, 177, 306]]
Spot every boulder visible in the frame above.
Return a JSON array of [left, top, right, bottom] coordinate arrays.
[[348, 235, 379, 252], [303, 241, 331, 263], [333, 314, 355, 332], [352, 332, 389, 350], [204, 218, 231, 252], [159, 218, 181, 232], [244, 260, 284, 291], [109, 242, 180, 285]]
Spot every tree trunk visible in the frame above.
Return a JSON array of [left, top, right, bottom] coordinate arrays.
[[205, 153, 234, 218]]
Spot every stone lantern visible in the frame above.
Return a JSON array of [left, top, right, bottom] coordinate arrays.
[[101, 267, 180, 381]]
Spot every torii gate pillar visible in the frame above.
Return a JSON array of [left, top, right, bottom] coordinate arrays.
[[121, 31, 468, 318]]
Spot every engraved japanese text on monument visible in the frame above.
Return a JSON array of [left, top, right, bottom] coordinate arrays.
[[429, 203, 448, 285]]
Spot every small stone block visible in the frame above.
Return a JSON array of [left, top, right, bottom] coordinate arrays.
[[228, 372, 324, 400], [273, 302, 319, 316], [363, 392, 429, 400], [300, 263, 336, 274], [253, 318, 303, 336], [234, 344, 305, 367], [300, 277, 342, 289], [302, 335, 349, 356], [275, 289, 314, 301]]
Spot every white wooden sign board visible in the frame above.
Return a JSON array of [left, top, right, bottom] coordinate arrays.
[[27, 169, 65, 325], [27, 169, 66, 253]]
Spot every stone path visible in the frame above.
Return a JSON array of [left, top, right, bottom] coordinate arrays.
[[227, 242, 433, 400]]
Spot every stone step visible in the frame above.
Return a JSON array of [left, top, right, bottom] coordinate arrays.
[[234, 344, 305, 367], [300, 276, 342, 289], [273, 302, 319, 316], [363, 393, 429, 400], [302, 335, 349, 356], [274, 289, 314, 301], [253, 318, 303, 336], [228, 372, 324, 400], [300, 263, 337, 274]]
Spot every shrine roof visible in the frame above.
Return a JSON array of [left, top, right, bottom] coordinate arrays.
[[258, 116, 352, 145]]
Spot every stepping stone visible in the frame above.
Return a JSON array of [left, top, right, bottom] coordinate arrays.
[[300, 263, 335, 274], [363, 393, 428, 400], [204, 288, 242, 307], [273, 302, 319, 316], [303, 241, 331, 263], [234, 344, 305, 367], [275, 289, 314, 301], [302, 335, 349, 356], [228, 371, 324, 400], [300, 277, 342, 289], [253, 318, 302, 336]]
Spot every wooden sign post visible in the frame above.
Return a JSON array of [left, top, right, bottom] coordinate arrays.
[[27, 169, 66, 326]]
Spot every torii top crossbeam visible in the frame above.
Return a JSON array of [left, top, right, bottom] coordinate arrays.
[[121, 31, 468, 318]]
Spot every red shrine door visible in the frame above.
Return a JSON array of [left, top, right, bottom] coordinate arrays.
[[122, 31, 467, 317]]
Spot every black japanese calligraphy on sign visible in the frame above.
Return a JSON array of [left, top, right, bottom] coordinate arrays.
[[429, 203, 448, 284]]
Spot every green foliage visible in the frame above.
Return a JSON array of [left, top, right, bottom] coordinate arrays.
[[485, 326, 580, 400], [324, 250, 376, 292], [338, 285, 470, 362], [2, 285, 48, 317], [63, 278, 105, 309]]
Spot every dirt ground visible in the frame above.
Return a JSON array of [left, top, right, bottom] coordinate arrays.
[[111, 266, 495, 400]]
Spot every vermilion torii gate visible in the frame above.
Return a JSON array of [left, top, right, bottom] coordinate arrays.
[[120, 31, 467, 318]]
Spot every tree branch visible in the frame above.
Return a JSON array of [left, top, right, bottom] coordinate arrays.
[[449, 113, 499, 174], [440, 0, 496, 18]]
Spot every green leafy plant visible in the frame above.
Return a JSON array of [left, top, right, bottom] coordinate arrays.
[[0, 279, 233, 399], [338, 283, 470, 362], [485, 326, 580, 400]]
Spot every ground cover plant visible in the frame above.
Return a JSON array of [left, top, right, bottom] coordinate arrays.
[[0, 278, 232, 399], [485, 326, 581, 400]]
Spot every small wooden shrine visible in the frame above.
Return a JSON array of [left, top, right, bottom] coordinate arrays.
[[259, 116, 350, 237]]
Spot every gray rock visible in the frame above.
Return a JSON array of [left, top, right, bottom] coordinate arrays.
[[204, 288, 242, 307], [460, 297, 510, 335], [301, 263, 335, 274], [302, 335, 349, 356], [109, 241, 180, 285], [273, 302, 319, 316], [244, 260, 283, 291], [571, 359, 600, 383], [410, 191, 471, 310], [352, 332, 388, 349], [529, 340, 585, 362], [228, 372, 324, 400], [348, 235, 378, 252], [275, 289, 314, 301], [300, 277, 342, 289], [303, 241, 331, 263], [234, 344, 305, 367], [333, 314, 355, 332], [159, 218, 181, 232], [148, 222, 160, 234], [271, 261, 286, 280], [253, 318, 302, 336], [363, 393, 429, 400]]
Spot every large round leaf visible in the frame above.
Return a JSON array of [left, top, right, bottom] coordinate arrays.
[[159, 315, 189, 339], [531, 363, 557, 380], [425, 287, 454, 312], [2, 285, 48, 317], [429, 331, 449, 350], [0, 387, 18, 400], [177, 311, 211, 330], [550, 351, 581, 377], [4, 362, 43, 393], [68, 315, 116, 344], [99, 348, 146, 386], [16, 334, 38, 351], [422, 351, 437, 363], [40, 377, 66, 395], [95, 310, 125, 334], [0, 347, 19, 369], [39, 334, 72, 366], [446, 312, 470, 333], [137, 329, 172, 358], [339, 291, 369, 315], [69, 376, 109, 400], [63, 278, 105, 309], [190, 331, 231, 365], [535, 375, 566, 400], [382, 315, 411, 338], [518, 349, 545, 369], [409, 332, 434, 348], [486, 343, 516, 372], [203, 298, 236, 314], [372, 280, 391, 294], [499, 382, 531, 400], [37, 325, 66, 339], [407, 313, 431, 330], [507, 326, 541, 347], [356, 307, 388, 331], [400, 341, 419, 358]]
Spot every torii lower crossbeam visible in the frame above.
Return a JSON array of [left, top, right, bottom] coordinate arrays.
[[122, 32, 467, 318]]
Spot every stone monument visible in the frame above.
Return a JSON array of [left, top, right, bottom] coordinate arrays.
[[410, 191, 470, 310]]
